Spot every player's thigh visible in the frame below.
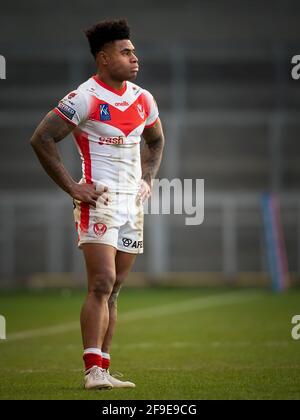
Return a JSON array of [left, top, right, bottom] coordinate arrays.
[[81, 243, 117, 291]]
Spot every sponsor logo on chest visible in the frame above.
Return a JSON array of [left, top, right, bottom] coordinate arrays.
[[98, 136, 124, 145], [100, 103, 111, 121]]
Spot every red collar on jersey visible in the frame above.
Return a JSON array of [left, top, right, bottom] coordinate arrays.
[[92, 75, 127, 96]]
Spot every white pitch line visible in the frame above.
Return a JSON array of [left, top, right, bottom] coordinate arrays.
[[7, 322, 79, 341], [119, 291, 261, 322], [5, 291, 261, 342], [118, 340, 292, 350]]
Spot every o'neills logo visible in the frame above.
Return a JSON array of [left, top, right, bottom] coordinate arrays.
[[93, 223, 107, 238], [98, 136, 124, 145], [115, 101, 129, 106]]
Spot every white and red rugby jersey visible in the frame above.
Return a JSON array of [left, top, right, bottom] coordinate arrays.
[[54, 75, 159, 194]]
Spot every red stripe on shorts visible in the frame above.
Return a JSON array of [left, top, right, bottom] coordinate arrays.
[[74, 129, 92, 233]]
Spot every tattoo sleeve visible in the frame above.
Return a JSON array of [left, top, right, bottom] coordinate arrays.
[[30, 111, 76, 195], [141, 118, 165, 186]]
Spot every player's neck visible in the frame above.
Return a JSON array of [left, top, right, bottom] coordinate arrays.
[[96, 73, 125, 92]]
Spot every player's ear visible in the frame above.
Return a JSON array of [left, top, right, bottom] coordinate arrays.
[[97, 51, 109, 66]]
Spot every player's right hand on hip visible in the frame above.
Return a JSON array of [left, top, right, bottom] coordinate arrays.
[[70, 182, 109, 208]]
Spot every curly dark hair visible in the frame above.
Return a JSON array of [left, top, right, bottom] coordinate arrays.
[[84, 18, 130, 58]]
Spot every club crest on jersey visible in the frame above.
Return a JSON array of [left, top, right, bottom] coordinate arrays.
[[100, 103, 111, 121], [68, 92, 77, 99], [137, 103, 145, 119]]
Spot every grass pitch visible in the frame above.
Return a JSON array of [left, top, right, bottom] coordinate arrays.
[[0, 286, 299, 400]]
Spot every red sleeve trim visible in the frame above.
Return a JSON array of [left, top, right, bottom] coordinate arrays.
[[53, 108, 77, 127], [145, 117, 159, 129]]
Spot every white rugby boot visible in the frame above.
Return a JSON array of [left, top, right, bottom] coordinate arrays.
[[84, 366, 113, 390], [105, 370, 136, 388]]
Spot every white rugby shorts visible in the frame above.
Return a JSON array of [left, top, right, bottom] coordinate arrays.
[[73, 192, 144, 254]]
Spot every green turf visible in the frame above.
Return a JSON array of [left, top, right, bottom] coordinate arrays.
[[0, 287, 300, 400]]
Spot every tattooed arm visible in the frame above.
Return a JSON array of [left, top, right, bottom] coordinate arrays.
[[139, 118, 165, 202], [30, 111, 108, 207]]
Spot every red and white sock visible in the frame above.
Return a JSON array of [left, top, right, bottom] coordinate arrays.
[[102, 352, 111, 370], [83, 348, 102, 374]]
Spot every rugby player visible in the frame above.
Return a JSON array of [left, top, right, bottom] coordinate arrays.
[[30, 18, 165, 390]]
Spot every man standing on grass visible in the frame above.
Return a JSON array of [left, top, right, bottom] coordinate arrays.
[[30, 18, 165, 390]]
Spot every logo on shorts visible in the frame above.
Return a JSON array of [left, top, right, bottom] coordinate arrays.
[[122, 238, 132, 247], [100, 104, 111, 121], [122, 238, 143, 249], [93, 223, 107, 238]]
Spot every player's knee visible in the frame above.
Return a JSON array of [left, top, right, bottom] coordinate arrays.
[[108, 275, 125, 305], [115, 274, 127, 290], [108, 284, 122, 307], [89, 271, 115, 299]]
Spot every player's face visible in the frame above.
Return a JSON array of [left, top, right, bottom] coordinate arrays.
[[104, 40, 139, 82]]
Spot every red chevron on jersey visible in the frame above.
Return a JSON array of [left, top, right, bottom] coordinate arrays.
[[88, 95, 149, 137]]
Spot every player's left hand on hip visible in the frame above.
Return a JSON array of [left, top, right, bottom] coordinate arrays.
[[138, 179, 152, 203], [95, 181, 111, 205]]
